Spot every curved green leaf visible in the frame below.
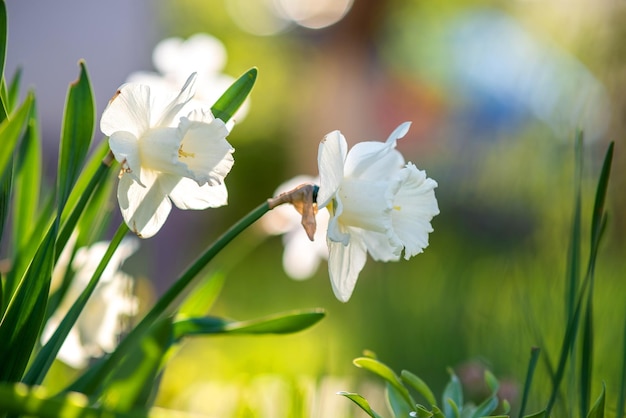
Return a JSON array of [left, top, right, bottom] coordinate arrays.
[[211, 67, 257, 123], [57, 60, 95, 212], [337, 392, 383, 418], [13, 102, 41, 251], [353, 357, 415, 410], [173, 308, 325, 339], [0, 93, 33, 177], [402, 369, 437, 407]]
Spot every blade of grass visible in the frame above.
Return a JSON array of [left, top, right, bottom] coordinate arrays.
[[0, 93, 33, 180], [57, 60, 95, 213], [580, 287, 594, 416], [617, 316, 626, 418], [337, 392, 384, 418], [13, 102, 41, 251], [0, 224, 56, 382], [518, 347, 540, 418], [0, 0, 7, 121], [353, 357, 415, 411]]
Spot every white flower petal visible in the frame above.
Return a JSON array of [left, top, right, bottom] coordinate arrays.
[[108, 131, 142, 183], [345, 141, 405, 181], [117, 172, 173, 238], [327, 238, 368, 302], [359, 229, 402, 262], [392, 163, 440, 259], [385, 121, 411, 145], [317, 130, 347, 208], [164, 175, 229, 210], [101, 83, 152, 138], [154, 72, 197, 127], [178, 117, 234, 185]]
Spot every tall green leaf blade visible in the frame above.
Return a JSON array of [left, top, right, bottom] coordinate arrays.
[[210, 67, 257, 123], [518, 347, 540, 418], [7, 67, 22, 112], [0, 149, 12, 243], [0, 0, 7, 121], [57, 60, 95, 212], [0, 93, 33, 178], [580, 292, 594, 416], [590, 142, 613, 248], [13, 102, 41, 251], [0, 226, 55, 382], [173, 309, 325, 339], [337, 392, 384, 418], [353, 357, 415, 410]]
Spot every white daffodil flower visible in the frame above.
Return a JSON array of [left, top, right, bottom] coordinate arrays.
[[127, 33, 249, 122], [317, 122, 440, 302], [260, 176, 329, 280], [101, 73, 235, 238], [42, 238, 139, 369]]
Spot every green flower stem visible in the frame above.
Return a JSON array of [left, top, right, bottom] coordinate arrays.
[[68, 201, 271, 395], [56, 151, 114, 259], [23, 222, 129, 386]]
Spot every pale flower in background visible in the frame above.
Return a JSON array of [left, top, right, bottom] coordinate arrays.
[[42, 238, 139, 369], [101, 73, 235, 238], [317, 122, 440, 302], [261, 175, 329, 280], [127, 33, 249, 122]]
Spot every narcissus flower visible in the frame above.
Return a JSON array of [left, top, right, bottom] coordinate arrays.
[[260, 175, 329, 280], [317, 122, 439, 302], [101, 73, 234, 238], [42, 238, 139, 369]]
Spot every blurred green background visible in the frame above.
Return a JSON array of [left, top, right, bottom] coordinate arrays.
[[9, 0, 626, 416]]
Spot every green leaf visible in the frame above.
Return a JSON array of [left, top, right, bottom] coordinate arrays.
[[98, 318, 173, 412], [0, 93, 33, 179], [7, 67, 22, 112], [57, 60, 95, 212], [617, 318, 626, 418], [0, 225, 55, 382], [518, 347, 540, 418], [337, 392, 383, 418], [353, 357, 415, 411], [0, 147, 12, 243], [0, 0, 7, 121], [387, 382, 415, 416], [470, 393, 498, 418], [173, 308, 325, 339], [210, 67, 257, 123], [442, 369, 463, 418], [58, 140, 112, 256], [590, 141, 613, 249], [586, 383, 605, 418], [177, 270, 226, 318], [414, 404, 435, 418], [402, 369, 437, 407], [12, 102, 41, 251]]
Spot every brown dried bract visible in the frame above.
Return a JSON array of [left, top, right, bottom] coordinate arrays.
[[267, 184, 318, 241]]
